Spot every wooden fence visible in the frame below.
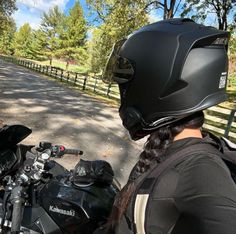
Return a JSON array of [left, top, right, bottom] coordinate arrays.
[[1, 56, 120, 101], [204, 106, 236, 142], [1, 55, 236, 142]]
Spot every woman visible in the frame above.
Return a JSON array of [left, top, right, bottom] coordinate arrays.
[[100, 18, 236, 234]]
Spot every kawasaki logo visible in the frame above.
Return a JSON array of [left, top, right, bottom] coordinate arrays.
[[49, 205, 75, 217]]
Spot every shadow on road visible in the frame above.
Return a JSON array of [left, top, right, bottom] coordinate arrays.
[[0, 60, 144, 186]]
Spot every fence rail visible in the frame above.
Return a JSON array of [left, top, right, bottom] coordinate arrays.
[[1, 55, 236, 142], [204, 106, 236, 142], [1, 56, 120, 101]]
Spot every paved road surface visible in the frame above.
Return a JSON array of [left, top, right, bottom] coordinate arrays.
[[0, 59, 145, 186]]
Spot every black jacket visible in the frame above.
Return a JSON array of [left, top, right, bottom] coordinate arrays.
[[116, 137, 236, 234]]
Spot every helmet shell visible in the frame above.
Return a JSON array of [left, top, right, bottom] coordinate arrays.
[[107, 19, 230, 140]]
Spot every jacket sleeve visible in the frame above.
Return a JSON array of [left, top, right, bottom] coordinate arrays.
[[173, 156, 236, 234]]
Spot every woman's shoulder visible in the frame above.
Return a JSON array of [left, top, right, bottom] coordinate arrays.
[[149, 141, 235, 200], [173, 148, 236, 199], [174, 145, 229, 173]]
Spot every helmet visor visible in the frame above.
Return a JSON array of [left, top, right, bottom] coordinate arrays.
[[102, 39, 134, 84]]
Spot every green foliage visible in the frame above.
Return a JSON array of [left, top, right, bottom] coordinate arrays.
[[29, 30, 48, 60], [40, 6, 65, 64], [64, 1, 87, 46], [0, 0, 17, 16], [57, 1, 87, 70], [13, 23, 36, 58], [0, 0, 17, 51], [0, 0, 17, 33], [0, 18, 16, 55], [181, 0, 236, 30], [86, 0, 149, 72], [229, 35, 236, 55]]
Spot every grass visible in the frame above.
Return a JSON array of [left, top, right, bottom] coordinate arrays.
[[36, 59, 90, 73], [219, 74, 236, 109]]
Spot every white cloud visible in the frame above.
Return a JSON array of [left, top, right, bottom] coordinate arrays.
[[13, 7, 42, 29], [18, 0, 69, 12], [148, 10, 162, 23], [13, 0, 70, 30]]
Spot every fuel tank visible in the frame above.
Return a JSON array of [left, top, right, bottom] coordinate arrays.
[[39, 175, 118, 234]]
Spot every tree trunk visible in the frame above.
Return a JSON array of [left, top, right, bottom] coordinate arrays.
[[222, 7, 228, 30], [66, 60, 69, 71], [163, 0, 167, 19], [167, 0, 176, 19]]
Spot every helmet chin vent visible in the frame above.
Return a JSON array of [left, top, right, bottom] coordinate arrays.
[[120, 107, 143, 129]]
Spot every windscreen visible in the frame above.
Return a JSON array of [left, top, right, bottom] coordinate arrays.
[[0, 125, 32, 149]]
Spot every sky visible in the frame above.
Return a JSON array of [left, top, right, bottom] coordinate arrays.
[[13, 0, 161, 30], [13, 0, 91, 29], [13, 0, 222, 31]]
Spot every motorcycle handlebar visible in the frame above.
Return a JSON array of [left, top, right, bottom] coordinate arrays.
[[51, 145, 83, 157], [38, 142, 83, 158], [64, 148, 83, 156], [11, 200, 23, 233], [10, 186, 25, 233]]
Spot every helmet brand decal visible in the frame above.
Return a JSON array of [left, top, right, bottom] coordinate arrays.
[[219, 72, 227, 89], [49, 205, 75, 217]]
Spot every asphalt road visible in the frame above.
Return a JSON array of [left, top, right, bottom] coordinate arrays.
[[0, 59, 146, 186]]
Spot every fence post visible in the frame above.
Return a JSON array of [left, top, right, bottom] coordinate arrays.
[[55, 68, 58, 79], [224, 109, 236, 138], [74, 73, 78, 85], [94, 77, 98, 92], [83, 75, 87, 90], [61, 70, 64, 81], [107, 83, 112, 98]]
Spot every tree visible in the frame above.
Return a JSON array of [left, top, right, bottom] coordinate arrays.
[[0, 0, 17, 16], [138, 0, 183, 20], [40, 6, 65, 65], [181, 0, 236, 31], [87, 0, 182, 24], [86, 0, 149, 72], [0, 0, 17, 33], [29, 29, 49, 60], [0, 18, 16, 55], [57, 1, 87, 70], [229, 35, 236, 55], [13, 23, 35, 58]]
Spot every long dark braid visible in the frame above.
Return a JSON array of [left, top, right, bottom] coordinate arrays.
[[107, 111, 204, 233]]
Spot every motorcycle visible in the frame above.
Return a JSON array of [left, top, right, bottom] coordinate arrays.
[[0, 124, 119, 234]]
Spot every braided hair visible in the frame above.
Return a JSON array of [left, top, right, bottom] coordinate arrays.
[[107, 111, 204, 233]]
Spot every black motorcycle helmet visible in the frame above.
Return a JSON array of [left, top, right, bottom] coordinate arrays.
[[103, 18, 230, 140]]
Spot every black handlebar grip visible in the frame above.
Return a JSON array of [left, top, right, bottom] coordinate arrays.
[[11, 199, 23, 233], [64, 149, 83, 155]]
